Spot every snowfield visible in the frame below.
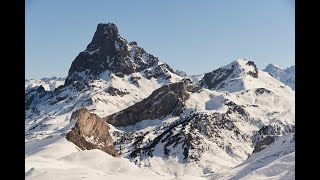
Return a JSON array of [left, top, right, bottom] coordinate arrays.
[[25, 138, 206, 180]]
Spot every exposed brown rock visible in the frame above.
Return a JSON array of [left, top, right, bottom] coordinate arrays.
[[66, 108, 119, 157], [104, 81, 192, 127]]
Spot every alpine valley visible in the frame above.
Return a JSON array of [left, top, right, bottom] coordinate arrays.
[[25, 23, 295, 180]]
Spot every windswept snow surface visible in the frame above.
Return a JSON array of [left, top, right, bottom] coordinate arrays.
[[209, 134, 295, 180], [25, 139, 206, 180]]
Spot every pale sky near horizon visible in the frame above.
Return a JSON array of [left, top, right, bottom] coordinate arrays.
[[26, 0, 294, 79]]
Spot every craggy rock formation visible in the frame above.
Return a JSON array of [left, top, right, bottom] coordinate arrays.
[[105, 81, 193, 127], [114, 110, 252, 164], [65, 23, 161, 85], [246, 61, 259, 78], [252, 136, 275, 153], [66, 108, 118, 157], [252, 122, 295, 153], [106, 86, 129, 97], [200, 67, 234, 90], [25, 86, 50, 118], [200, 60, 259, 90], [142, 63, 175, 80]]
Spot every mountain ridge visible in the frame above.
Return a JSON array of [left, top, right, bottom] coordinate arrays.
[[25, 22, 295, 180]]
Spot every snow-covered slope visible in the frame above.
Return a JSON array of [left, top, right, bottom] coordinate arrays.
[[25, 138, 205, 180], [199, 59, 294, 94], [25, 77, 65, 91], [25, 22, 184, 174], [92, 59, 293, 177], [25, 22, 294, 180], [210, 134, 295, 180], [263, 64, 295, 90]]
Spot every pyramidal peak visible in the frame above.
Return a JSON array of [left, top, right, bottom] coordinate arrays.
[[221, 58, 258, 75], [65, 22, 169, 85], [199, 58, 259, 92], [86, 22, 120, 52]]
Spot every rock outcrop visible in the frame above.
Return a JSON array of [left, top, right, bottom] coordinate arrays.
[[66, 108, 118, 157], [25, 85, 49, 112], [105, 80, 194, 127], [142, 63, 175, 80], [252, 121, 295, 153]]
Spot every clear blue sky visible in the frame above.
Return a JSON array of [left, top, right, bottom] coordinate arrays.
[[26, 0, 294, 79]]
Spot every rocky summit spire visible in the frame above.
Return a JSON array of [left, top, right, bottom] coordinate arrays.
[[86, 23, 119, 52], [65, 22, 162, 85]]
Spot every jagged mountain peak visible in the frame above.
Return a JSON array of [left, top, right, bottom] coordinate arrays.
[[199, 59, 295, 94], [265, 63, 283, 70], [220, 59, 258, 74], [199, 59, 259, 92], [66, 22, 171, 85], [86, 22, 120, 52], [99, 22, 118, 35], [264, 64, 284, 77], [25, 77, 65, 92], [285, 65, 295, 71], [174, 69, 187, 77]]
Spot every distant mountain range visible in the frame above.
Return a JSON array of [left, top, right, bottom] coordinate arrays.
[[25, 77, 65, 91], [263, 64, 295, 90], [25, 22, 295, 180]]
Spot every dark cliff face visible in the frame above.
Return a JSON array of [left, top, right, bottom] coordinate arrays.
[[199, 60, 259, 90], [66, 108, 119, 157], [104, 80, 196, 127], [200, 67, 234, 90], [65, 23, 162, 85], [252, 122, 295, 153], [25, 85, 50, 114]]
